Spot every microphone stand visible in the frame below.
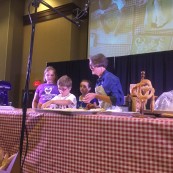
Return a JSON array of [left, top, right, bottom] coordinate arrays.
[[19, 0, 79, 171], [39, 0, 80, 27], [19, 0, 38, 170]]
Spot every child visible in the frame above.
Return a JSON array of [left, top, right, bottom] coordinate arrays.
[[77, 79, 98, 109], [32, 66, 59, 108], [41, 75, 77, 109]]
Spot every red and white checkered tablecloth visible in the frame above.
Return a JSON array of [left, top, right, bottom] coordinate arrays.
[[1, 109, 173, 173], [0, 109, 43, 156], [0, 109, 25, 156]]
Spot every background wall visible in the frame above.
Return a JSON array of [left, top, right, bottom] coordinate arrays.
[[20, 0, 88, 107], [0, 0, 9, 80], [0, 0, 25, 107], [0, 0, 88, 107]]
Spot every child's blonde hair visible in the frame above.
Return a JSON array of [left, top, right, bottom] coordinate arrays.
[[43, 66, 57, 83], [57, 75, 72, 88]]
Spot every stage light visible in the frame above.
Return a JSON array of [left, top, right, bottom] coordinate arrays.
[[33, 80, 41, 88]]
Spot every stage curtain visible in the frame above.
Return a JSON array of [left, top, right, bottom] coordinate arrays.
[[48, 50, 173, 98]]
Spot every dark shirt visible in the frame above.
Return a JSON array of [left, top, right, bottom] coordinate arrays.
[[96, 70, 124, 106], [77, 97, 99, 109]]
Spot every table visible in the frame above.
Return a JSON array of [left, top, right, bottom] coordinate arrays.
[[0, 109, 173, 173]]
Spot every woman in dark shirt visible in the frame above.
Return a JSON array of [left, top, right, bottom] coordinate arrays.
[[83, 53, 124, 110]]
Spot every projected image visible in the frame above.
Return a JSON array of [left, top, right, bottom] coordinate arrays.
[[88, 0, 173, 57]]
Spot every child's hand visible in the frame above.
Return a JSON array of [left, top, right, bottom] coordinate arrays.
[[41, 100, 52, 109], [37, 103, 42, 109]]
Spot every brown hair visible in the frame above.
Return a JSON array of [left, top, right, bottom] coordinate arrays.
[[43, 66, 57, 83], [57, 75, 72, 88], [80, 79, 92, 88], [89, 53, 108, 68]]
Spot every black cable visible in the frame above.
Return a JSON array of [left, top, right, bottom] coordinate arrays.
[[19, 0, 37, 171], [21, 126, 29, 170], [20, 126, 29, 173]]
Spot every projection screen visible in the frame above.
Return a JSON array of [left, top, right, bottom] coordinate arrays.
[[88, 0, 173, 57]]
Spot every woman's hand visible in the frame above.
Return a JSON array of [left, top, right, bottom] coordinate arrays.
[[83, 93, 96, 103]]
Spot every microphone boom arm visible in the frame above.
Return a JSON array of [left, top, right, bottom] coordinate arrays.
[[38, 0, 80, 27]]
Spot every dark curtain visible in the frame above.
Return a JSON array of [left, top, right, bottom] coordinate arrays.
[[48, 50, 173, 98], [114, 50, 173, 96], [48, 59, 97, 97]]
